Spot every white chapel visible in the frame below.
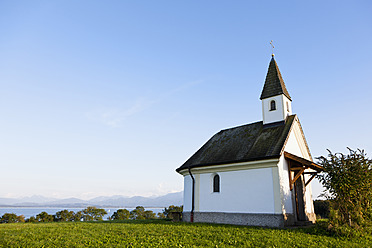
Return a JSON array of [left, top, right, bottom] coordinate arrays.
[[176, 55, 323, 227]]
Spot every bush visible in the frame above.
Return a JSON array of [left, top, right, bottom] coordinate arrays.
[[317, 148, 372, 229]]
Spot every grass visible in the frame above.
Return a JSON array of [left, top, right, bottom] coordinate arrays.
[[1, 219, 372, 247]]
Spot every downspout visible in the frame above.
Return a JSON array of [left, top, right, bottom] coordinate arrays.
[[188, 167, 195, 223]]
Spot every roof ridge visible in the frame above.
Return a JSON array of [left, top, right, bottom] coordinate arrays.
[[219, 120, 263, 132]]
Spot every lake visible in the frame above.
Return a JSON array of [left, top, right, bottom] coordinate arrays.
[[0, 207, 164, 220]]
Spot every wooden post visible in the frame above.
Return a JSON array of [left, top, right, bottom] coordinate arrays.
[[290, 167, 305, 186]]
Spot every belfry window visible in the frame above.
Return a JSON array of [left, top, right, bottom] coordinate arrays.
[[270, 100, 276, 111], [286, 102, 290, 112], [213, 174, 220, 193]]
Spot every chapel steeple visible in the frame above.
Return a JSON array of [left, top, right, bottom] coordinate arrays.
[[260, 56, 291, 100], [260, 56, 292, 125]]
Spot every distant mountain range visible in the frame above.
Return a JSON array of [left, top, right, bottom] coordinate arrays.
[[0, 192, 183, 208]]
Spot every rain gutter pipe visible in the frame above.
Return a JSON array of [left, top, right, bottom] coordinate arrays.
[[188, 167, 195, 223]]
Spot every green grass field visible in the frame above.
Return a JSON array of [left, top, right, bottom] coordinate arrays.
[[0, 220, 371, 247]]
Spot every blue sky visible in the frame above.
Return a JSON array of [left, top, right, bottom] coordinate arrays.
[[0, 1, 371, 199]]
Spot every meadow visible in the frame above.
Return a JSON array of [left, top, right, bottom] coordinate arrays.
[[1, 220, 371, 247]]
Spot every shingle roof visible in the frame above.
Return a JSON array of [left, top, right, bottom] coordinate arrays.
[[176, 115, 296, 172], [260, 57, 291, 100]]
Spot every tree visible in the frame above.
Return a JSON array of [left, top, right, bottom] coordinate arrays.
[[317, 148, 372, 227], [82, 207, 107, 221], [36, 212, 54, 222], [0, 213, 25, 223], [73, 211, 83, 222], [130, 206, 146, 220], [163, 205, 183, 220], [54, 210, 75, 222], [0, 213, 18, 223], [143, 210, 156, 219], [111, 209, 130, 220], [157, 212, 166, 219], [129, 206, 156, 220], [17, 215, 25, 223], [26, 216, 37, 223]]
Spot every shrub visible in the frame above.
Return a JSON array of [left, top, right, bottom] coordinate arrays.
[[317, 148, 372, 228]]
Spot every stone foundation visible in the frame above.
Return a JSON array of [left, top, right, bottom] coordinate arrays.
[[183, 212, 296, 227]]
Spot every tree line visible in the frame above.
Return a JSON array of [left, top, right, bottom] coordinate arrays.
[[0, 205, 183, 224]]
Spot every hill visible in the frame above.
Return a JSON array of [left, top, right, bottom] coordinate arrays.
[[0, 192, 183, 208]]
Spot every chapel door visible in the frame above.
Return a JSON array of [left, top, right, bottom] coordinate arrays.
[[294, 174, 307, 221]]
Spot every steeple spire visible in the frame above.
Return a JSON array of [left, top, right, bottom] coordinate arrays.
[[260, 57, 291, 100], [260, 57, 293, 125]]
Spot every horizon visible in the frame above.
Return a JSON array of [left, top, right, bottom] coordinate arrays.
[[1, 191, 183, 201], [1, 1, 371, 200]]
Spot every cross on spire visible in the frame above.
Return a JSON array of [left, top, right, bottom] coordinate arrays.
[[270, 40, 275, 57]]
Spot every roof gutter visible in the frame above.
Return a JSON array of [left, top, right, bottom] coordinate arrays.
[[188, 167, 195, 223], [177, 156, 281, 175]]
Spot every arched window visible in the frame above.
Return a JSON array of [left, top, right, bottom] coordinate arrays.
[[270, 100, 276, 111], [213, 174, 220, 193]]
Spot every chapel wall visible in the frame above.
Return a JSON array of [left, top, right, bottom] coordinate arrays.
[[262, 95, 285, 124], [195, 167, 276, 214], [283, 122, 316, 217], [277, 155, 294, 214], [183, 175, 192, 212]]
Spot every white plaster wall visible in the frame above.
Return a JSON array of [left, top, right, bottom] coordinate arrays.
[[283, 96, 292, 116], [284, 120, 311, 160], [283, 122, 315, 214], [183, 175, 192, 212], [304, 172, 315, 214], [284, 129, 303, 158], [278, 155, 293, 214], [262, 95, 292, 125], [196, 168, 276, 213]]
